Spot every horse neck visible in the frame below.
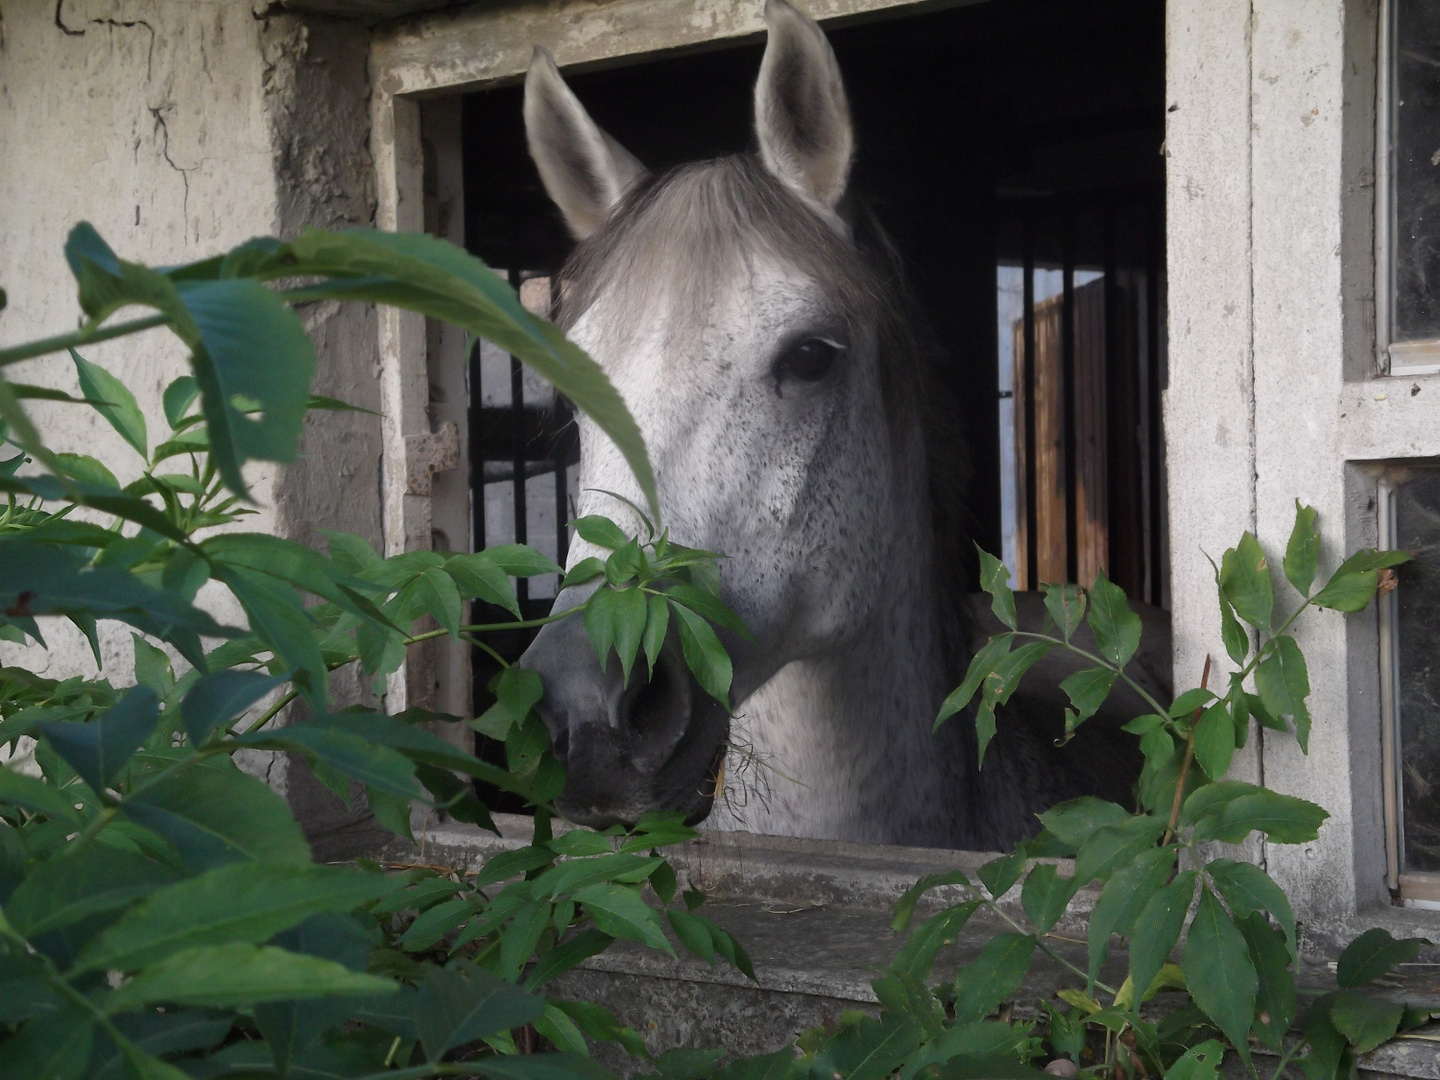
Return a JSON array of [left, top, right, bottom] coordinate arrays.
[[714, 424, 963, 846]]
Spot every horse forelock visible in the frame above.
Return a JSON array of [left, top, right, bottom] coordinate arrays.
[[553, 152, 975, 681]]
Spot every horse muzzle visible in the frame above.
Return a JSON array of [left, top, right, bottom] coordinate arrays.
[[518, 603, 729, 828]]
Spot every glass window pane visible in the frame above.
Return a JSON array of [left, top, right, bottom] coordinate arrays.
[[1392, 469, 1440, 872], [1391, 0, 1440, 342]]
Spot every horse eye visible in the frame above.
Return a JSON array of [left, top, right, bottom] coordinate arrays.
[[775, 338, 842, 384]]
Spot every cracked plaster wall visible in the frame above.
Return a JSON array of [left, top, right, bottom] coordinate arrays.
[[0, 0, 386, 852]]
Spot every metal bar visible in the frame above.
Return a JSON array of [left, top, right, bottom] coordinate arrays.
[[509, 266, 529, 609], [469, 340, 485, 555], [555, 400, 571, 573], [1145, 195, 1165, 606], [1061, 211, 1078, 584], [1022, 219, 1038, 591], [1378, 475, 1402, 892]]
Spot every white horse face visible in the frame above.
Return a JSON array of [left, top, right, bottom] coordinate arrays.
[[569, 257, 895, 689], [519, 0, 901, 827]]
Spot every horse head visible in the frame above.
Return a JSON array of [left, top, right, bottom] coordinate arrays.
[[517, 0, 925, 830]]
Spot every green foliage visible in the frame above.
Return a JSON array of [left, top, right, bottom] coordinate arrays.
[[0, 221, 1429, 1080], [915, 502, 1422, 1080], [0, 225, 751, 1077]]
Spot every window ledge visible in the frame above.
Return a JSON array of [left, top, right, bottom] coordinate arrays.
[[384, 815, 1440, 1074]]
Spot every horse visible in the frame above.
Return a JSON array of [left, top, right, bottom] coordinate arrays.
[[517, 0, 1165, 850]]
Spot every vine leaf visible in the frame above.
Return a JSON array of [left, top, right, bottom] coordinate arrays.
[[1182, 885, 1258, 1068]]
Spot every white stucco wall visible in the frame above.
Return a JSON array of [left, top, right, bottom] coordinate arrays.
[[0, 0, 388, 851], [0, 0, 282, 681]]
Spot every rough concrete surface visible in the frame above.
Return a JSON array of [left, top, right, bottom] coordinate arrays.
[[0, 0, 388, 849]]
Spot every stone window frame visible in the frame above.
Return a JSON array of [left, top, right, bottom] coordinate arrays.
[[367, 0, 1440, 945]]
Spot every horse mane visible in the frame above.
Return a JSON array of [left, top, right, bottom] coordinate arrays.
[[553, 154, 977, 687]]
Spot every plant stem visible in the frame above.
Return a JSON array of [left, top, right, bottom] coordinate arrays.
[[244, 689, 298, 735], [1164, 655, 1211, 845], [0, 313, 170, 367], [983, 894, 1118, 997], [1009, 631, 1172, 720], [1267, 1035, 1310, 1080]]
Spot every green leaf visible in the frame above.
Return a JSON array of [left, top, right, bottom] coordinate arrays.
[[162, 375, 199, 428], [1190, 787, 1329, 845], [952, 932, 1036, 1024], [1301, 994, 1348, 1080], [57, 451, 118, 488], [936, 634, 1012, 728], [1059, 667, 1118, 729], [0, 763, 85, 825], [217, 565, 328, 705], [668, 907, 716, 963], [1192, 702, 1235, 779], [612, 586, 648, 686], [1208, 859, 1298, 961], [976, 546, 1016, 629], [1020, 863, 1077, 934], [811, 1013, 923, 1080], [181, 668, 287, 744], [1087, 846, 1176, 991], [891, 869, 973, 933], [413, 565, 463, 637], [1254, 636, 1312, 751], [0, 1003, 94, 1080], [1220, 532, 1274, 631], [1218, 592, 1249, 666], [241, 723, 421, 800], [573, 515, 630, 551], [1086, 570, 1142, 667], [573, 882, 673, 955], [413, 962, 546, 1062], [1311, 549, 1411, 613], [131, 634, 175, 698], [75, 863, 392, 972], [483, 543, 564, 577], [890, 900, 981, 980], [1337, 927, 1430, 988], [1236, 911, 1295, 1052], [642, 591, 670, 677], [525, 928, 614, 990], [1128, 870, 1197, 1006], [124, 760, 311, 869], [671, 600, 732, 710], [1072, 815, 1166, 886], [1183, 885, 1258, 1065], [978, 848, 1027, 900], [104, 942, 394, 1012], [70, 348, 147, 457], [497, 899, 552, 979], [1038, 797, 1132, 848], [665, 582, 753, 641], [5, 845, 182, 939], [446, 552, 521, 617], [1042, 582, 1086, 641], [163, 278, 310, 496], [495, 666, 544, 726], [1284, 502, 1321, 596], [583, 586, 620, 671], [562, 557, 606, 589], [38, 685, 159, 792], [281, 229, 659, 519], [1168, 688, 1217, 717], [1329, 989, 1405, 1054], [1162, 1040, 1226, 1080]]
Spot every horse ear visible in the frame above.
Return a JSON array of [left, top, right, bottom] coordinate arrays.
[[754, 0, 854, 212], [525, 47, 649, 239]]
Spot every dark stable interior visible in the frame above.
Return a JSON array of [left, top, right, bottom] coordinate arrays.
[[460, 0, 1166, 813]]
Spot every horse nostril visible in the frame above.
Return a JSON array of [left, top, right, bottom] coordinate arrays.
[[628, 661, 677, 739], [550, 727, 570, 765]]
